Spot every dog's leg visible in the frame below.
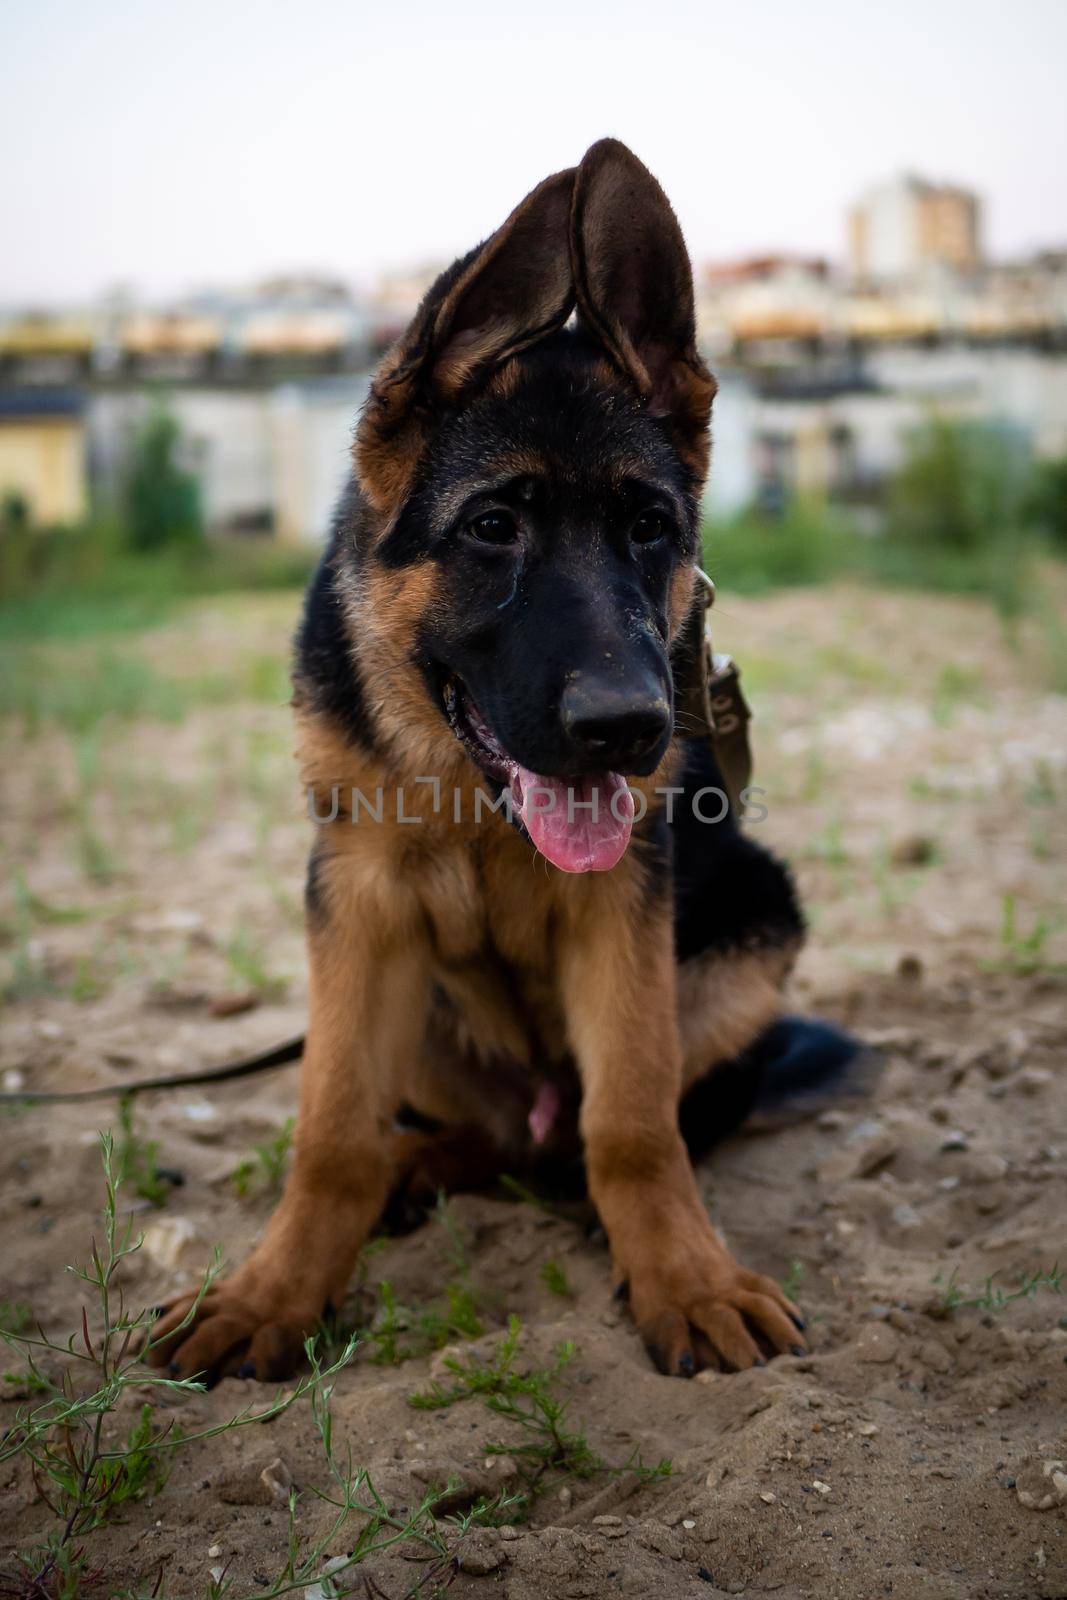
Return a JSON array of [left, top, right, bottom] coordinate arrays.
[[559, 881, 805, 1376], [148, 852, 429, 1384]]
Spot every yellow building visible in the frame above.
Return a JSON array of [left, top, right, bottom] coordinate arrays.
[[0, 390, 88, 525]]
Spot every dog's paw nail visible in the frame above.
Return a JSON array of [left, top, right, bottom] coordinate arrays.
[[678, 1351, 695, 1376], [167, 1361, 181, 1377], [611, 1280, 629, 1302], [237, 1360, 258, 1379], [790, 1344, 806, 1357], [790, 1313, 806, 1331], [753, 1356, 766, 1368]]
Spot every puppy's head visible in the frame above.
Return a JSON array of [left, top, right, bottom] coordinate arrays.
[[353, 139, 716, 872]]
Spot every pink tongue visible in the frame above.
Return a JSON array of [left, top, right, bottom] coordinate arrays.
[[509, 766, 635, 873]]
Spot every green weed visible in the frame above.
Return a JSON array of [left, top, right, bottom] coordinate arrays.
[[115, 1096, 172, 1209], [996, 893, 1066, 975], [231, 1117, 295, 1199], [409, 1316, 672, 1513], [782, 1259, 806, 1301], [0, 1134, 353, 1598], [222, 924, 289, 1001], [933, 1264, 1064, 1317], [539, 1258, 573, 1298], [0, 1134, 513, 1599]]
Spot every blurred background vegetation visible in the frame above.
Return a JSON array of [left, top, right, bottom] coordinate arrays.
[[2, 401, 1065, 699]]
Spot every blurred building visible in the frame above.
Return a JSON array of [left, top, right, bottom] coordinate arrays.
[[2, 192, 1067, 536], [849, 175, 981, 283], [0, 388, 87, 523], [699, 257, 834, 358]]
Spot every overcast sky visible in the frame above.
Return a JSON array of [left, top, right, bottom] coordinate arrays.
[[4, 0, 1067, 304]]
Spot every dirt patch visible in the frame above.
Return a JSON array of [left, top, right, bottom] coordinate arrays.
[[2, 586, 1066, 1598]]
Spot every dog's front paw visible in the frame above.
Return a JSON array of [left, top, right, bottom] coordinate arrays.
[[624, 1226, 806, 1377], [143, 1271, 318, 1386]]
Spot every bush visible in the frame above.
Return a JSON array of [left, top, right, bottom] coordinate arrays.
[[877, 416, 1034, 618], [1026, 453, 1067, 554], [702, 501, 859, 593], [122, 404, 203, 552], [885, 416, 1031, 554]]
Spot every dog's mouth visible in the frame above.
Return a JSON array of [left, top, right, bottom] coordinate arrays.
[[442, 678, 635, 874]]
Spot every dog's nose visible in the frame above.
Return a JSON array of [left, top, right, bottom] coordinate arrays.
[[560, 675, 672, 769]]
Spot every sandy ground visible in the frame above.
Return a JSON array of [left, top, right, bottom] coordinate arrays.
[[2, 584, 1067, 1599]]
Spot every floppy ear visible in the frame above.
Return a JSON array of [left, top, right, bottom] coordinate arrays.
[[570, 138, 716, 480], [356, 167, 576, 514]]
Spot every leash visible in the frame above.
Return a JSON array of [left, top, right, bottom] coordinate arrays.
[[0, 1034, 305, 1104], [675, 566, 753, 815]]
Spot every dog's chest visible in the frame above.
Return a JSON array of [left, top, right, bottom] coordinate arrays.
[[411, 823, 556, 969]]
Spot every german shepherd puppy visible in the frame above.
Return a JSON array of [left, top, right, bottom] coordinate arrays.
[[150, 139, 811, 1385]]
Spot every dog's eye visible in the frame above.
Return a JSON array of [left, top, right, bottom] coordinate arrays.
[[631, 510, 669, 546], [464, 511, 518, 546]]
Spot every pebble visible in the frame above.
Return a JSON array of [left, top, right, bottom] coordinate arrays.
[[759, 1491, 777, 1504], [856, 1324, 898, 1364], [889, 1202, 921, 1230], [917, 1340, 953, 1374], [940, 1131, 969, 1152], [218, 1455, 294, 1508], [259, 1458, 292, 1505], [207, 1544, 222, 1559], [818, 1122, 897, 1185], [1013, 1068, 1053, 1096], [857, 1422, 880, 1437], [891, 835, 935, 867], [457, 1536, 505, 1576], [965, 1152, 1009, 1183], [141, 1217, 200, 1273], [1015, 1459, 1067, 1511], [304, 1556, 350, 1599], [812, 1480, 831, 1496]]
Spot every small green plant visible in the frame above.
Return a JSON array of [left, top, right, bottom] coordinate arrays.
[[410, 1316, 600, 1493], [1, 1299, 34, 1335], [4, 875, 55, 1002], [0, 1136, 517, 1598], [410, 1316, 672, 1512], [0, 1133, 356, 1599], [200, 1340, 520, 1600], [539, 1257, 573, 1297], [115, 1095, 171, 1208], [231, 1116, 295, 1199], [498, 1173, 552, 1211], [782, 1259, 806, 1302], [996, 893, 1065, 975], [934, 1263, 1064, 1317], [365, 1276, 484, 1367], [361, 1195, 488, 1366], [222, 924, 289, 1001]]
